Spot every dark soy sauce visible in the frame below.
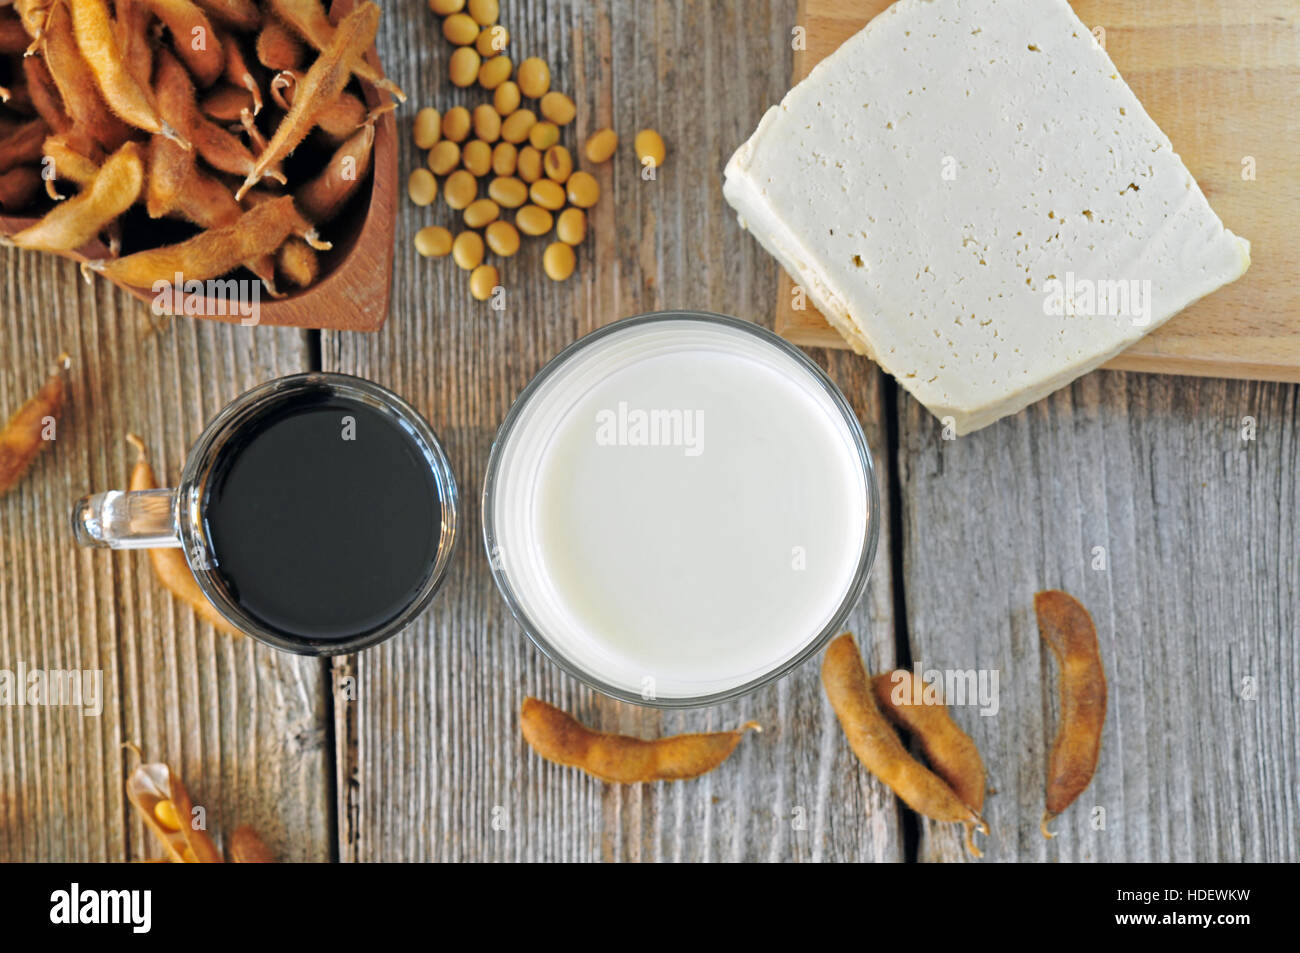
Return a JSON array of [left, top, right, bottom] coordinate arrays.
[[203, 390, 442, 641]]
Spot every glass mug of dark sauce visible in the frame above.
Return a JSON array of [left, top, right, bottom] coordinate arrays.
[[71, 374, 458, 655]]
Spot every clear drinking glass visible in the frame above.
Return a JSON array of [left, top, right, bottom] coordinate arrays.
[[71, 373, 458, 656], [482, 310, 881, 708]]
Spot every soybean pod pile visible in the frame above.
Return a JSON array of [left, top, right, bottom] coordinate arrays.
[[411, 0, 667, 300], [0, 0, 400, 296]]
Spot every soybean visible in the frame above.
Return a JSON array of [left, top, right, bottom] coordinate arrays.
[[407, 168, 437, 206], [427, 139, 461, 175], [414, 225, 453, 258], [441, 105, 471, 142], [516, 56, 550, 98], [476, 24, 507, 57], [491, 142, 517, 176], [542, 145, 572, 183], [463, 197, 499, 229], [529, 178, 565, 211], [527, 120, 558, 151], [1036, 590, 1107, 838], [469, 263, 499, 301], [484, 220, 519, 257], [413, 107, 441, 149], [449, 46, 481, 87], [488, 176, 527, 209], [822, 634, 985, 830], [452, 230, 485, 270], [428, 0, 464, 14], [539, 91, 576, 126], [516, 145, 542, 183], [584, 127, 617, 163], [472, 104, 502, 142], [441, 11, 479, 45], [467, 0, 498, 26], [477, 54, 512, 91], [515, 204, 552, 237], [542, 241, 575, 281], [566, 170, 599, 208], [493, 80, 520, 116], [462, 139, 492, 177], [555, 207, 586, 246], [634, 128, 666, 168], [500, 108, 536, 144], [442, 169, 477, 210]]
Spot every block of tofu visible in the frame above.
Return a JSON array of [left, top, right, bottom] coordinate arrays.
[[723, 0, 1251, 434]]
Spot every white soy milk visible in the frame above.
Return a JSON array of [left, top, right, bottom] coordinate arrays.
[[488, 317, 872, 701]]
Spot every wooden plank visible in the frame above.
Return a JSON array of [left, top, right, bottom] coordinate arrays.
[[327, 0, 904, 862], [900, 373, 1299, 862], [0, 253, 332, 861], [773, 0, 1300, 382]]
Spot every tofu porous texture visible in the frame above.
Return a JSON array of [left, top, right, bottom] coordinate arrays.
[[723, 0, 1251, 434]]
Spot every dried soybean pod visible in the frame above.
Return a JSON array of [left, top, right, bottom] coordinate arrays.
[[236, 1, 377, 199], [1036, 590, 1107, 837], [822, 633, 986, 829], [276, 236, 318, 287], [10, 140, 142, 251], [169, 167, 279, 291], [22, 56, 72, 137], [229, 824, 276, 862], [123, 745, 224, 863], [0, 117, 48, 173], [200, 84, 255, 122], [155, 49, 270, 182], [0, 11, 31, 53], [145, 0, 225, 87], [68, 0, 188, 145], [873, 670, 987, 857], [114, 0, 155, 91], [269, 0, 404, 100], [0, 166, 42, 209], [0, 353, 69, 496], [125, 435, 242, 637], [194, 0, 260, 31], [295, 117, 373, 222], [41, 131, 103, 203], [91, 195, 314, 286], [41, 1, 132, 149], [220, 27, 263, 114], [255, 17, 305, 71], [521, 697, 760, 784], [268, 69, 369, 144], [145, 133, 193, 218]]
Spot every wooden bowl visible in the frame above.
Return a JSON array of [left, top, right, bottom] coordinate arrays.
[[0, 36, 397, 332]]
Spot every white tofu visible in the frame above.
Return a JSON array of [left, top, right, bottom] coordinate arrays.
[[724, 0, 1250, 434]]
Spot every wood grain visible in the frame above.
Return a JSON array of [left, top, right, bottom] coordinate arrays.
[[324, 0, 903, 862], [0, 255, 331, 861], [900, 372, 1299, 862], [771, 0, 1300, 383]]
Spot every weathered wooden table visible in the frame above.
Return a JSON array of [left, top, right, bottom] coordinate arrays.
[[1, 0, 1295, 863]]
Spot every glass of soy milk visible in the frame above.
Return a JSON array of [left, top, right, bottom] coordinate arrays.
[[483, 311, 879, 707]]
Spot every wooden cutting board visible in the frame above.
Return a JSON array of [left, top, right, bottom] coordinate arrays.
[[772, 0, 1300, 381]]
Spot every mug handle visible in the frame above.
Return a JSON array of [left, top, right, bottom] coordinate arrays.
[[71, 488, 181, 549]]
